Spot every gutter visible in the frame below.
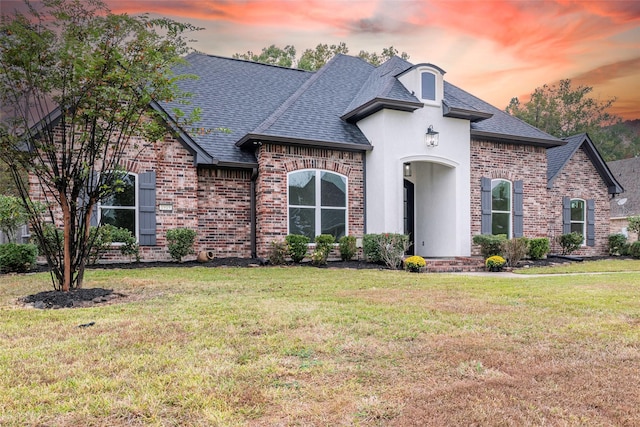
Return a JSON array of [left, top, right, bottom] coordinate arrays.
[[250, 167, 258, 258]]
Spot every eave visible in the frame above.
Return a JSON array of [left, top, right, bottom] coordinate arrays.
[[471, 130, 565, 148], [442, 102, 493, 122], [236, 133, 373, 152], [341, 98, 423, 124]]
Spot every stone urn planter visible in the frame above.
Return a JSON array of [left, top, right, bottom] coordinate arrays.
[[197, 251, 214, 263]]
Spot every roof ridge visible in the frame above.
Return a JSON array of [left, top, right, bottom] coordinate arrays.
[[252, 54, 341, 134], [193, 52, 313, 74]]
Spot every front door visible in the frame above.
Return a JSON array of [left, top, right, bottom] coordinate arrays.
[[403, 179, 415, 255]]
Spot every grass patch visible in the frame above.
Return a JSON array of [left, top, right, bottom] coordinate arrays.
[[516, 258, 640, 274], [1, 266, 639, 426]]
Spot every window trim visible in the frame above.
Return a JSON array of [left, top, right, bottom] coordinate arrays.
[[570, 198, 586, 246], [491, 178, 512, 238], [287, 169, 348, 239], [97, 171, 140, 241]]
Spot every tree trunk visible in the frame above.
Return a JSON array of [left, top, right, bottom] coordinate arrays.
[[60, 193, 72, 292]]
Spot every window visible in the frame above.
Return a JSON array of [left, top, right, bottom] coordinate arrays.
[[99, 172, 137, 236], [421, 72, 436, 101], [570, 198, 585, 244], [491, 179, 511, 237], [288, 170, 347, 240]]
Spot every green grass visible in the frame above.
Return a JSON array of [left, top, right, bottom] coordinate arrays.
[[1, 265, 639, 426], [515, 258, 640, 274]]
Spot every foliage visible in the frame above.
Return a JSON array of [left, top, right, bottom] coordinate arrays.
[[472, 234, 506, 258], [376, 233, 411, 270], [312, 234, 335, 266], [629, 242, 640, 259], [166, 228, 197, 262], [485, 255, 506, 270], [404, 255, 426, 272], [608, 233, 628, 256], [285, 234, 309, 263], [234, 43, 409, 71], [628, 216, 640, 241], [338, 235, 357, 261], [87, 225, 139, 264], [0, 0, 200, 290], [0, 242, 37, 273], [267, 240, 287, 265], [557, 232, 583, 255], [527, 237, 550, 260], [505, 79, 640, 161], [32, 223, 63, 256], [501, 237, 528, 267], [363, 234, 383, 263], [0, 195, 28, 243]]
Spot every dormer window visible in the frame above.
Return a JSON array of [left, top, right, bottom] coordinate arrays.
[[421, 72, 436, 101]]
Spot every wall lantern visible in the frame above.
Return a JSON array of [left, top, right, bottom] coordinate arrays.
[[425, 125, 439, 147], [403, 162, 412, 177]]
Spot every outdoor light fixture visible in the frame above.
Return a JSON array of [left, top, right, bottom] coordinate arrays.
[[403, 162, 412, 177], [425, 125, 439, 147]]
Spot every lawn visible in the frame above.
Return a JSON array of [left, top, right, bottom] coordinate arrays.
[[1, 265, 639, 426]]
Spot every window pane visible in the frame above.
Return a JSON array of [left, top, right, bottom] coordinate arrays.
[[421, 72, 436, 100], [570, 200, 584, 221], [289, 171, 315, 206], [492, 181, 511, 212], [101, 208, 135, 235], [571, 223, 585, 238], [101, 174, 136, 207], [321, 172, 346, 207], [492, 212, 510, 236], [321, 209, 345, 239], [289, 207, 315, 239]]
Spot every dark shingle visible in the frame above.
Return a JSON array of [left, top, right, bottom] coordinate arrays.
[[608, 157, 640, 216]]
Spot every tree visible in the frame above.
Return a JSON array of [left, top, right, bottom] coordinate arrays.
[[232, 44, 297, 68], [0, 0, 200, 291], [234, 43, 409, 71], [0, 195, 28, 243], [505, 79, 640, 160]]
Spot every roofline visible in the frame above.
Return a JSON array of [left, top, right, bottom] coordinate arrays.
[[341, 98, 424, 123], [149, 100, 217, 166], [471, 130, 565, 148], [395, 63, 446, 78], [442, 102, 493, 122], [236, 133, 373, 152], [198, 160, 258, 170]]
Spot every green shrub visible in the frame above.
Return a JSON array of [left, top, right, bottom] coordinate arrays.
[[33, 223, 63, 254], [628, 216, 640, 242], [378, 233, 410, 270], [472, 234, 506, 258], [557, 232, 583, 255], [285, 234, 309, 263], [608, 233, 628, 256], [404, 255, 426, 272], [166, 228, 197, 262], [363, 234, 382, 263], [0, 195, 28, 243], [88, 225, 139, 264], [312, 234, 335, 265], [338, 235, 357, 261], [629, 241, 640, 259], [0, 243, 38, 273], [528, 237, 550, 260], [268, 240, 287, 265], [501, 237, 528, 267]]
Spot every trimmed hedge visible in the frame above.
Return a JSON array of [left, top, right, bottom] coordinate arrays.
[[0, 243, 38, 273]]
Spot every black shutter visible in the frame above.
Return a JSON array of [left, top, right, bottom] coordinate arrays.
[[481, 177, 492, 235], [138, 171, 156, 246], [586, 199, 595, 247], [562, 197, 571, 235], [513, 180, 523, 238]]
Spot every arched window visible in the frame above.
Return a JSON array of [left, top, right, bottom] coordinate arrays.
[[288, 170, 347, 240], [491, 179, 511, 237], [570, 198, 586, 244], [421, 71, 436, 101], [99, 172, 138, 237]]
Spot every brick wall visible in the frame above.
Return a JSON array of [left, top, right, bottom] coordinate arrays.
[[548, 147, 611, 256], [470, 140, 550, 254], [255, 143, 365, 258]]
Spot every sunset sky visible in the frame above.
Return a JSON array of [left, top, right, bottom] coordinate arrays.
[[4, 0, 640, 119]]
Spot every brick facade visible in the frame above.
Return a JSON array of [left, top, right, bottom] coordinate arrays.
[[255, 143, 365, 258], [470, 140, 550, 254], [548, 147, 610, 256]]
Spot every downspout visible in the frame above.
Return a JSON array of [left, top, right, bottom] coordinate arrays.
[[363, 152, 367, 234], [250, 167, 258, 258]]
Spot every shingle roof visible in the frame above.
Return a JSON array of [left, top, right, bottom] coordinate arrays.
[[547, 133, 623, 194], [608, 157, 640, 217], [161, 53, 566, 166]]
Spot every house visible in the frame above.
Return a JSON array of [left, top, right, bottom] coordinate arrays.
[[608, 157, 640, 241], [31, 53, 622, 260]]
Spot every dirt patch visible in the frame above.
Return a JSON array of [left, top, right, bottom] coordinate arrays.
[[20, 288, 126, 309]]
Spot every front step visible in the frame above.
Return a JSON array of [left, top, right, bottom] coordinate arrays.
[[423, 256, 485, 273]]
